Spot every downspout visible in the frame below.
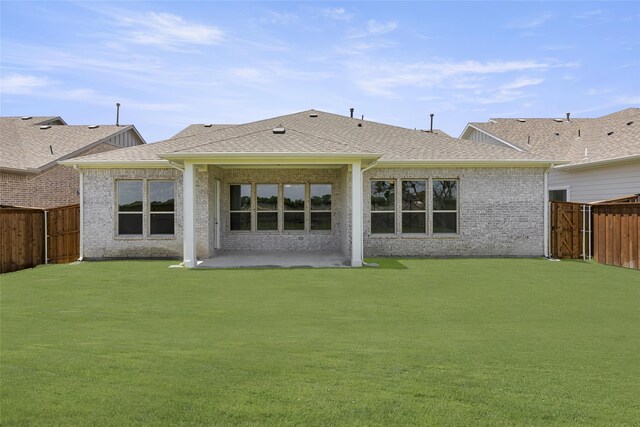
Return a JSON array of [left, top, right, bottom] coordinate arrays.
[[74, 165, 84, 261], [360, 161, 377, 265], [543, 166, 551, 258]]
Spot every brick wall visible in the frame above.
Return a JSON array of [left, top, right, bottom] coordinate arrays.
[[0, 143, 117, 209], [219, 168, 348, 253], [363, 167, 545, 257], [82, 168, 185, 260], [80, 165, 546, 261]]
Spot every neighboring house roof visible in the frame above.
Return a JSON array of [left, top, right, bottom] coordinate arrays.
[[171, 124, 235, 139], [61, 110, 558, 168], [0, 116, 146, 173], [461, 108, 640, 169]]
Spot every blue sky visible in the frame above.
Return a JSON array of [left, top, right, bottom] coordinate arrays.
[[1, 1, 639, 142]]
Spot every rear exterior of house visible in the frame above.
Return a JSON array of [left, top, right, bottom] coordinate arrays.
[[0, 116, 145, 209], [62, 110, 555, 267]]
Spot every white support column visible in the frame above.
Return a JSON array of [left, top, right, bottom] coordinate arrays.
[[351, 161, 363, 267], [543, 168, 550, 258], [183, 162, 197, 268]]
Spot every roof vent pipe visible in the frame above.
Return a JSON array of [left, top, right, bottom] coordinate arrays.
[[430, 113, 434, 132], [116, 102, 121, 127], [350, 108, 354, 118], [566, 112, 571, 121]]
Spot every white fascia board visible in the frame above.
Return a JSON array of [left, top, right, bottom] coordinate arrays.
[[58, 159, 171, 169], [554, 154, 640, 170], [461, 124, 525, 152], [375, 159, 565, 168], [458, 123, 475, 139], [159, 152, 383, 165]]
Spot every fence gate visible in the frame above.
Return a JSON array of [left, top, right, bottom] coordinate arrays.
[[47, 204, 80, 264], [550, 201, 586, 259]]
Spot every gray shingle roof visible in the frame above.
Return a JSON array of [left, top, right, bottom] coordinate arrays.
[[171, 124, 235, 139], [65, 109, 555, 165], [0, 116, 144, 172], [466, 108, 640, 166]]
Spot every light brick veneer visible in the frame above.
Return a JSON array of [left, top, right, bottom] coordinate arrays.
[[219, 168, 349, 253], [80, 166, 546, 261], [363, 167, 545, 257]]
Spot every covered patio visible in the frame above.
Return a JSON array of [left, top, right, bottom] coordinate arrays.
[[161, 152, 380, 269], [197, 250, 350, 268]]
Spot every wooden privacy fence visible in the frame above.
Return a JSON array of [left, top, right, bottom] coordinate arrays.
[[550, 196, 640, 270], [0, 204, 79, 274], [592, 203, 639, 270], [46, 204, 80, 264], [0, 207, 44, 273]]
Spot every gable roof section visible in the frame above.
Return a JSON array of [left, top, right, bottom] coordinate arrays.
[[0, 116, 146, 173], [61, 110, 558, 168], [463, 108, 640, 168]]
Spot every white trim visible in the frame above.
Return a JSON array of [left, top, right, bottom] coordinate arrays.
[[554, 154, 640, 170], [351, 161, 363, 267], [59, 156, 563, 169], [544, 169, 550, 258], [183, 162, 197, 268], [376, 159, 563, 168], [459, 124, 525, 152], [78, 168, 84, 261], [215, 179, 221, 249], [59, 160, 171, 168]]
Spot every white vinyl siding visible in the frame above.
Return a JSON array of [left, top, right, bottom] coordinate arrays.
[[549, 160, 640, 202], [463, 127, 518, 150]]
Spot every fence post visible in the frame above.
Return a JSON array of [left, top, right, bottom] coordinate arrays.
[[44, 210, 48, 264]]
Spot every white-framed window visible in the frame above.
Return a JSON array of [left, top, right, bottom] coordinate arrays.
[[371, 180, 395, 234], [310, 184, 332, 231], [256, 184, 279, 231], [117, 180, 143, 235], [283, 184, 305, 231], [432, 179, 458, 234], [148, 181, 175, 235], [401, 180, 427, 233], [229, 183, 333, 233], [549, 187, 569, 202], [229, 184, 251, 231]]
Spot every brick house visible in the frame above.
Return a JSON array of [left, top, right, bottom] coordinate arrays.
[[0, 116, 145, 209], [60, 109, 559, 267]]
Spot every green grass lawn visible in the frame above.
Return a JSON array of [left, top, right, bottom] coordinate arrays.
[[1, 259, 639, 426]]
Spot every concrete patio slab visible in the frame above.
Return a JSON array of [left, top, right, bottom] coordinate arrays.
[[197, 250, 350, 269]]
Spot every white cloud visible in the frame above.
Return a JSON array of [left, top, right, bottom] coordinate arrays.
[[573, 10, 603, 20], [587, 88, 610, 96], [348, 19, 398, 39], [259, 11, 299, 25], [505, 14, 553, 29], [0, 74, 51, 94], [614, 95, 640, 104], [500, 77, 544, 90], [367, 20, 397, 35], [323, 8, 352, 21], [117, 12, 223, 48], [346, 58, 568, 98]]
